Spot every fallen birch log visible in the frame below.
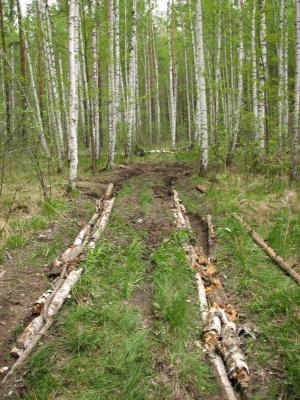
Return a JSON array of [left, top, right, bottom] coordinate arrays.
[[218, 324, 249, 387], [3, 269, 82, 384], [33, 289, 53, 315], [205, 214, 215, 251], [89, 197, 115, 249], [172, 189, 240, 399], [232, 213, 300, 285], [46, 269, 82, 317], [207, 349, 238, 400], [2, 184, 115, 386]]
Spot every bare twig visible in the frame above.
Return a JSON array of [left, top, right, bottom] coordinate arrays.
[[0, 178, 34, 235]]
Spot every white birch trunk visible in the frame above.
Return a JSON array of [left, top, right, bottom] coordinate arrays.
[[67, 0, 79, 191], [195, 0, 208, 173], [125, 0, 137, 157], [214, 4, 222, 146], [167, 0, 176, 150], [91, 0, 100, 159], [9, 43, 15, 135], [107, 0, 117, 169], [252, 0, 258, 134], [38, 0, 63, 171], [114, 0, 122, 129], [44, 2, 65, 157], [79, 18, 91, 149], [227, 0, 244, 165], [189, 0, 197, 142], [153, 32, 161, 143], [184, 40, 192, 146], [278, 0, 288, 153], [291, 0, 300, 179], [257, 0, 267, 162], [24, 36, 50, 156]]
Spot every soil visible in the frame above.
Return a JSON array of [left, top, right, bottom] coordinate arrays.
[[0, 160, 289, 399]]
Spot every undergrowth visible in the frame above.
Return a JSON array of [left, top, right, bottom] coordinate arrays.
[[178, 168, 300, 399], [22, 173, 217, 400]]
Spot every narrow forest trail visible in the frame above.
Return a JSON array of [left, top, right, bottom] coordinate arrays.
[[0, 161, 297, 399]]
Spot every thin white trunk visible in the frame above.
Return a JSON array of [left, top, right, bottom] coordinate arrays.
[[9, 43, 15, 134], [184, 41, 192, 145], [79, 17, 91, 149], [38, 0, 63, 171], [278, 0, 288, 153], [167, 0, 176, 150], [252, 1, 258, 127], [45, 2, 65, 155], [189, 0, 197, 142], [195, 0, 208, 173], [291, 0, 300, 179], [257, 0, 267, 162], [67, 0, 79, 191], [24, 36, 50, 156], [107, 0, 116, 169], [91, 0, 100, 159], [227, 0, 244, 165], [58, 51, 69, 138], [214, 4, 222, 146], [115, 0, 122, 126], [125, 0, 137, 156], [153, 31, 161, 143]]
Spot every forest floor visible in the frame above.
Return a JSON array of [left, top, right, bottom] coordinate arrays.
[[0, 157, 299, 399]]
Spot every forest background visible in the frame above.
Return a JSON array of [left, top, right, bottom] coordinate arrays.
[[1, 0, 299, 192]]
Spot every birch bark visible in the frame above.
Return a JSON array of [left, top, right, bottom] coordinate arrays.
[[24, 35, 50, 156], [195, 0, 208, 174], [291, 0, 300, 179], [226, 0, 244, 166], [278, 0, 288, 153], [167, 0, 177, 150], [107, 0, 117, 169], [256, 0, 267, 162], [125, 0, 137, 157], [67, 0, 79, 191], [91, 0, 99, 166], [0, 0, 11, 138]]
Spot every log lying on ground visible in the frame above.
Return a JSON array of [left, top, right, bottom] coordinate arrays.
[[46, 269, 82, 317], [205, 214, 215, 251], [172, 189, 240, 399], [89, 197, 115, 249], [33, 289, 53, 315], [2, 184, 116, 386], [218, 324, 249, 387], [3, 269, 82, 384], [232, 213, 300, 285], [207, 349, 238, 400]]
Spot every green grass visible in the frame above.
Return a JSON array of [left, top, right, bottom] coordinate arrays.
[[6, 233, 27, 249], [22, 175, 217, 400], [216, 218, 300, 398], [177, 168, 300, 399]]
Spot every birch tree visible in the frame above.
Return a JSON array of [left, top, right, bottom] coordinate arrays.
[[291, 0, 300, 180], [0, 0, 11, 138], [125, 0, 137, 157], [256, 0, 267, 163], [91, 0, 99, 168], [278, 0, 289, 154], [195, 0, 208, 174], [167, 0, 177, 150], [67, 0, 79, 191], [107, 0, 117, 169]]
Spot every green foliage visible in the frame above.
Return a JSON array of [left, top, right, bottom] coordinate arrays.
[[6, 233, 27, 249]]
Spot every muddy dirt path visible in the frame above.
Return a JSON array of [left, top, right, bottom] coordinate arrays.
[[0, 161, 284, 399]]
